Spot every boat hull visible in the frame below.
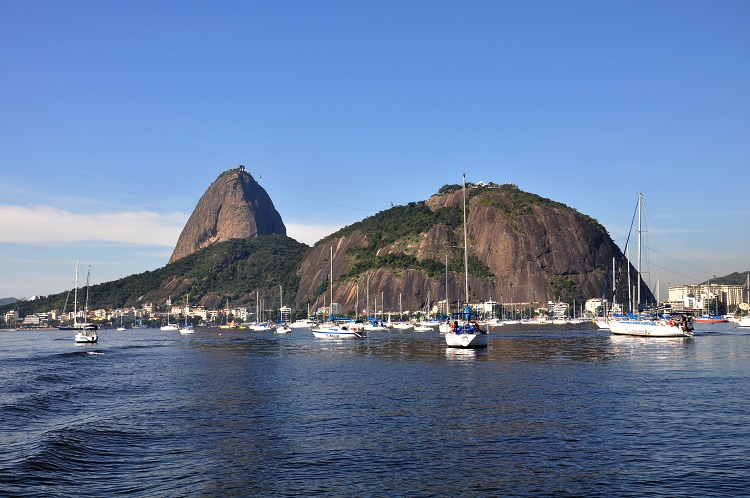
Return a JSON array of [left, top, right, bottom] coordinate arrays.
[[695, 315, 728, 323], [289, 320, 316, 329], [74, 332, 98, 343], [161, 325, 179, 331], [445, 332, 489, 348], [311, 325, 365, 339], [610, 320, 692, 337]]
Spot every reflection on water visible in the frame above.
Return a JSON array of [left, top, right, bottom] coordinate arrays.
[[444, 347, 478, 360]]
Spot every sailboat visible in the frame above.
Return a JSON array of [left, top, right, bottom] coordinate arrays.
[[417, 290, 439, 329], [116, 312, 127, 331], [179, 295, 195, 334], [311, 247, 366, 339], [161, 297, 179, 331], [609, 193, 693, 337], [444, 174, 489, 348], [74, 262, 99, 343], [439, 256, 453, 334], [275, 285, 291, 334], [392, 293, 413, 330]]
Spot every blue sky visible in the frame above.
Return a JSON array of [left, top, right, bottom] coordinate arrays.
[[1, 0, 748, 301]]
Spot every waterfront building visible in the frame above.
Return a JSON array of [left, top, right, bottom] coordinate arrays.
[[668, 284, 744, 312]]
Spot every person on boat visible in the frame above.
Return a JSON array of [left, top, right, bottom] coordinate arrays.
[[451, 321, 458, 333], [472, 321, 481, 334]]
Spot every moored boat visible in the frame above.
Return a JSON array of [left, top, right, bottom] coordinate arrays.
[[289, 318, 316, 328], [178, 295, 195, 334], [311, 321, 366, 339], [443, 174, 489, 349], [413, 323, 434, 332], [444, 308, 489, 348], [608, 194, 693, 338], [161, 297, 179, 331], [275, 323, 292, 334], [392, 322, 414, 330], [694, 315, 728, 323], [70, 261, 98, 344], [250, 322, 273, 332], [75, 324, 98, 343], [311, 247, 366, 340], [610, 316, 693, 337]]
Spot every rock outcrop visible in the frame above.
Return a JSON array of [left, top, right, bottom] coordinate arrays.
[[294, 183, 645, 314], [169, 166, 286, 263]]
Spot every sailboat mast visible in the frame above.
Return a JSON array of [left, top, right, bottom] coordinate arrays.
[[330, 246, 334, 320], [85, 265, 91, 322], [445, 253, 449, 316], [462, 173, 469, 307], [626, 244, 632, 313], [74, 260, 79, 326], [612, 256, 616, 308], [637, 192, 642, 309]]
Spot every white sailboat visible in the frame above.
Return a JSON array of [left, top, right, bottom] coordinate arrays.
[[444, 174, 489, 348], [161, 297, 179, 331], [414, 294, 435, 331], [417, 290, 439, 329], [179, 295, 195, 334], [392, 293, 413, 330], [311, 247, 366, 339], [275, 285, 291, 334], [610, 193, 693, 338], [289, 318, 316, 328], [74, 262, 99, 343], [439, 255, 453, 334]]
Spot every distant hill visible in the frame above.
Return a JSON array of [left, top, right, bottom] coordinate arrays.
[[1, 235, 309, 317], [702, 271, 750, 286], [0, 297, 17, 307]]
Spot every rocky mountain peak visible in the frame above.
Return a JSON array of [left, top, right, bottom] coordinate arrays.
[[168, 166, 286, 264]]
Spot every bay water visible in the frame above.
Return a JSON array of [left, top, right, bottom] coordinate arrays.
[[1, 323, 749, 496]]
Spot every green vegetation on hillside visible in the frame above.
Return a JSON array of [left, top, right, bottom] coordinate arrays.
[[1, 235, 310, 316], [322, 201, 493, 280], [702, 271, 750, 286], [325, 202, 462, 246], [550, 276, 584, 305]]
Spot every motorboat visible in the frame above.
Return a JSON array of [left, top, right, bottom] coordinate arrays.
[[311, 321, 365, 339]]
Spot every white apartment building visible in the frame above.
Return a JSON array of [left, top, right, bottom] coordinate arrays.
[[668, 284, 744, 311], [5, 310, 20, 324]]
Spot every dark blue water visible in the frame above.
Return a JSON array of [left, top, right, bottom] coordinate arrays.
[[2, 323, 749, 497]]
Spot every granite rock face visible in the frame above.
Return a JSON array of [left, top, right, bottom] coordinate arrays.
[[169, 167, 286, 264], [294, 184, 644, 313]]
